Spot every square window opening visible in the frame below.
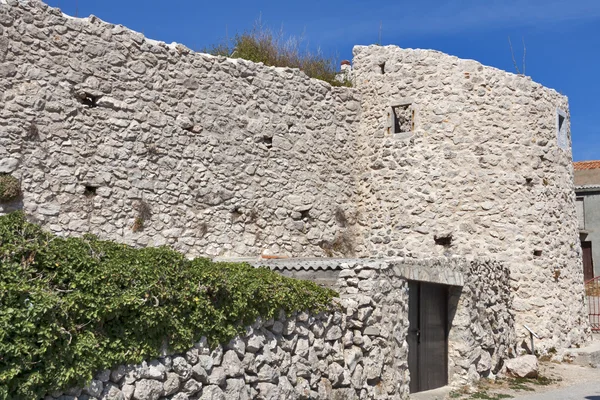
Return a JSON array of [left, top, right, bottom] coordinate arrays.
[[391, 104, 414, 134]]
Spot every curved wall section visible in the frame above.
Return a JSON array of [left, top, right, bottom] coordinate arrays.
[[352, 45, 589, 350]]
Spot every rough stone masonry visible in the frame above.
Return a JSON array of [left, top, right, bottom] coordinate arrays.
[[0, 0, 591, 397], [41, 258, 514, 400]]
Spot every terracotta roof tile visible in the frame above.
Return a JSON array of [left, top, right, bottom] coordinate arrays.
[[574, 160, 600, 171]]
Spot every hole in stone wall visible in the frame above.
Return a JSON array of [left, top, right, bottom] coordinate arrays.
[[379, 62, 386, 74], [261, 136, 273, 149], [84, 185, 97, 197], [434, 234, 452, 247], [533, 250, 542, 257], [391, 104, 414, 134], [76, 92, 101, 108], [300, 209, 312, 221]]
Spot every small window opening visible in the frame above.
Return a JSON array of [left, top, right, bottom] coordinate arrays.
[[434, 234, 452, 247], [84, 185, 97, 197], [391, 104, 414, 134], [558, 114, 565, 132], [379, 62, 386, 74], [533, 250, 543, 257], [556, 109, 568, 150]]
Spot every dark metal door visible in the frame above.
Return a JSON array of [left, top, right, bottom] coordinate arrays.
[[408, 281, 449, 393], [583, 241, 594, 282]]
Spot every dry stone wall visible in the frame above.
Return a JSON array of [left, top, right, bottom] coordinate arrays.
[[43, 260, 411, 400], [0, 0, 361, 259], [41, 257, 514, 400], [0, 0, 589, 369], [351, 45, 590, 351]]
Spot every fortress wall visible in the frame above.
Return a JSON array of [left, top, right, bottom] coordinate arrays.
[[0, 0, 590, 362], [0, 0, 361, 259], [351, 45, 589, 350]]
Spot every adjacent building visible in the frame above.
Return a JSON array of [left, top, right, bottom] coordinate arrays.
[[575, 161, 600, 281]]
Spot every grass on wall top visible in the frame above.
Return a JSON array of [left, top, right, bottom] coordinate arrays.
[[202, 20, 351, 87], [0, 212, 337, 399]]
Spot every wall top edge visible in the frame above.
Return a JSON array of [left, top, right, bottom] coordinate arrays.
[[351, 44, 567, 100], [0, 0, 355, 91]]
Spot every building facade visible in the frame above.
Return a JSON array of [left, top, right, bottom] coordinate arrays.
[[575, 161, 600, 280]]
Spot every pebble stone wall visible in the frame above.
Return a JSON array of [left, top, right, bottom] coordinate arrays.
[[42, 258, 514, 400], [43, 261, 410, 400], [351, 45, 590, 351], [0, 0, 590, 385], [0, 0, 361, 259]]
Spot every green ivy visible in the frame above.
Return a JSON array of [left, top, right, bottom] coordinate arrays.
[[0, 212, 337, 399]]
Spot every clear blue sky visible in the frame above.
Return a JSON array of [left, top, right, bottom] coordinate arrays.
[[45, 0, 599, 161]]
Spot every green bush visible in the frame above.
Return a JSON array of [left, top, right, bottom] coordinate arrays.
[[0, 174, 20, 203], [203, 21, 351, 87], [0, 212, 337, 399]]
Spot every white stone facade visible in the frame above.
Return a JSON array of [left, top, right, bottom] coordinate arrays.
[[351, 45, 589, 350], [0, 1, 591, 396]]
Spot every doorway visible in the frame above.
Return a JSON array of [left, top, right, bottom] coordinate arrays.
[[583, 241, 594, 282], [408, 281, 449, 393]]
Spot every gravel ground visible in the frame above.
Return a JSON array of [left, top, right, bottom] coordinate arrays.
[[447, 361, 600, 400]]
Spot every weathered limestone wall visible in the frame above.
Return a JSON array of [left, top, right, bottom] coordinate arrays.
[[351, 45, 589, 351], [0, 0, 587, 367], [41, 258, 514, 400], [0, 0, 361, 259]]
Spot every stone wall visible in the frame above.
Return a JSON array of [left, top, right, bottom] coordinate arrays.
[[351, 45, 589, 351], [41, 257, 514, 400], [0, 0, 589, 364], [43, 260, 411, 400], [0, 0, 361, 259]]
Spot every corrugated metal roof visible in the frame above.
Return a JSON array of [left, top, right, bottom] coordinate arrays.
[[574, 160, 600, 171], [245, 258, 366, 271], [575, 184, 600, 191], [212, 257, 360, 271]]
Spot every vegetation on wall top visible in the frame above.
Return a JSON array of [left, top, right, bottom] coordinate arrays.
[[203, 20, 351, 87], [0, 212, 337, 399]]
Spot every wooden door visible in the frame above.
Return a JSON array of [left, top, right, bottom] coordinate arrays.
[[408, 281, 449, 393], [583, 241, 594, 282]]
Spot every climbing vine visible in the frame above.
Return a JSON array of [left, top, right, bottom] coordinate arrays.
[[0, 212, 337, 399]]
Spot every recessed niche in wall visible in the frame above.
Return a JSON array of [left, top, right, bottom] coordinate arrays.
[[556, 108, 568, 150]]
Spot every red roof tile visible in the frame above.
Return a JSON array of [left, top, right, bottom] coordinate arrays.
[[574, 161, 600, 171]]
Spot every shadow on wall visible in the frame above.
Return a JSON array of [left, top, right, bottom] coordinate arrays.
[[0, 199, 23, 215]]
